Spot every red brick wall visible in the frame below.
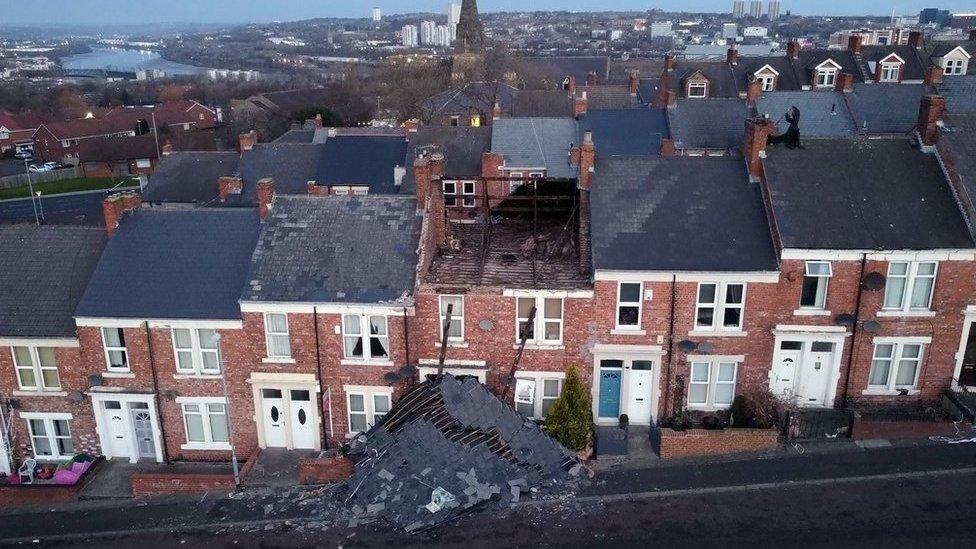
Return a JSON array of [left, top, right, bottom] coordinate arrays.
[[298, 455, 354, 484], [659, 428, 779, 459], [851, 416, 967, 440], [131, 472, 234, 496], [0, 484, 79, 508]]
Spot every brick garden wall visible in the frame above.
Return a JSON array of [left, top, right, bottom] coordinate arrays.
[[131, 473, 235, 496], [658, 428, 780, 459], [851, 416, 969, 440]]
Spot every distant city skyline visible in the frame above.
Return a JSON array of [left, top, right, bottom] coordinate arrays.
[[4, 1, 976, 26]]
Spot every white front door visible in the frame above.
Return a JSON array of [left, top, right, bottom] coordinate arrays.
[[796, 342, 835, 407], [289, 390, 317, 449], [261, 389, 287, 448], [0, 431, 10, 475], [626, 360, 654, 424], [103, 401, 133, 459], [772, 343, 802, 400]]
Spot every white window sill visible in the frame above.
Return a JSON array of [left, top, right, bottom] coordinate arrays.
[[173, 374, 223, 380], [687, 330, 748, 338], [12, 390, 68, 397], [512, 343, 565, 351], [341, 359, 394, 367], [685, 404, 732, 412], [793, 309, 832, 317], [434, 341, 470, 349], [876, 310, 936, 318], [262, 357, 296, 364], [181, 443, 232, 451], [861, 388, 921, 396], [102, 372, 135, 378], [611, 328, 647, 336]]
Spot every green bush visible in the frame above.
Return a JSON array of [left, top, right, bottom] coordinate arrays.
[[544, 365, 593, 451], [729, 395, 752, 428]]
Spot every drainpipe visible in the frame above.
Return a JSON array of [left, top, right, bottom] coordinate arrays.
[[841, 254, 867, 408], [313, 306, 327, 449], [663, 275, 677, 420], [212, 333, 240, 487], [144, 322, 169, 463], [403, 307, 412, 385]]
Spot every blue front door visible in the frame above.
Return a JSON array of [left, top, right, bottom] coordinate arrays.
[[598, 367, 622, 418]]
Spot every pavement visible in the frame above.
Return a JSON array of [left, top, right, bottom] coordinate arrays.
[[0, 186, 139, 226], [0, 438, 974, 547]]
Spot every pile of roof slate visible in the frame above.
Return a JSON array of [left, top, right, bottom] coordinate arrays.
[[341, 375, 583, 532]]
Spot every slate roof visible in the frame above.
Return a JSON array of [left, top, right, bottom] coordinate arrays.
[[763, 138, 974, 250], [941, 114, 976, 220], [253, 88, 331, 116], [0, 226, 105, 338], [590, 156, 778, 272], [515, 56, 611, 87], [578, 109, 668, 156], [756, 91, 857, 137], [510, 90, 573, 117], [859, 45, 926, 81], [668, 99, 751, 150], [846, 83, 927, 134], [682, 44, 781, 58], [490, 118, 579, 178], [74, 134, 160, 163], [274, 129, 316, 143], [937, 75, 976, 114], [922, 41, 976, 75], [732, 56, 803, 91], [666, 61, 740, 98], [579, 85, 640, 109], [794, 50, 864, 87], [75, 209, 261, 320], [422, 82, 518, 117], [142, 151, 241, 204], [406, 126, 491, 185], [243, 195, 421, 304]]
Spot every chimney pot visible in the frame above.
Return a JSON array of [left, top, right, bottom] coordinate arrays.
[[565, 75, 577, 98], [664, 55, 677, 72], [586, 71, 598, 86], [492, 102, 503, 120], [574, 91, 589, 118]]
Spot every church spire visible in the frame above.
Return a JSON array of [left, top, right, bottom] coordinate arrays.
[[454, 0, 485, 54]]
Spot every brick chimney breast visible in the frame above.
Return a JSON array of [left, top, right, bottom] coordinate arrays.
[[102, 192, 141, 237], [746, 78, 762, 104], [917, 94, 946, 147], [787, 40, 800, 60], [629, 70, 640, 95], [743, 118, 776, 181], [835, 72, 855, 93], [848, 34, 862, 55], [579, 131, 595, 189], [218, 176, 243, 202], [574, 91, 589, 118], [727, 46, 739, 66], [586, 71, 598, 86], [256, 178, 275, 220], [239, 130, 258, 153], [924, 66, 944, 86], [908, 30, 924, 48]]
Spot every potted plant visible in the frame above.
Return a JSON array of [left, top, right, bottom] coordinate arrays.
[[618, 414, 629, 430]]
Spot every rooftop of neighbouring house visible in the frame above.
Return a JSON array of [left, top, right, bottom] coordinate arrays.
[[75, 208, 261, 320], [845, 83, 927, 134], [664, 60, 740, 98], [941, 114, 976, 219], [243, 195, 421, 304], [514, 56, 611, 87], [668, 98, 751, 151], [490, 118, 579, 178], [402, 126, 492, 193], [578, 108, 669, 156], [756, 91, 857, 138], [858, 45, 927, 81], [937, 75, 976, 114], [590, 156, 778, 273], [0, 225, 106, 338], [510, 90, 574, 118], [142, 151, 242, 205], [762, 137, 975, 250], [422, 82, 518, 117]]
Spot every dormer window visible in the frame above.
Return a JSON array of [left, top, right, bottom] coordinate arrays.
[[816, 68, 837, 88], [944, 58, 967, 75], [758, 74, 776, 91], [879, 62, 901, 82], [687, 82, 707, 98]]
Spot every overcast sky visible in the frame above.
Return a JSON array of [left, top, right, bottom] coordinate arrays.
[[3, 1, 975, 26]]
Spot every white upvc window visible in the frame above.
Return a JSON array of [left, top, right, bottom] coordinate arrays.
[[516, 296, 564, 345], [816, 68, 838, 87], [758, 74, 776, 91], [514, 377, 563, 419], [12, 346, 60, 391], [342, 314, 390, 361], [346, 389, 391, 434], [101, 327, 129, 372], [509, 171, 524, 193], [883, 261, 937, 311], [868, 342, 924, 391], [687, 81, 707, 98], [439, 295, 464, 342], [616, 282, 643, 329], [264, 313, 291, 359], [461, 181, 476, 207], [24, 414, 74, 459], [443, 180, 458, 206], [880, 62, 900, 82], [180, 399, 230, 447], [687, 361, 738, 409], [694, 282, 746, 331], [943, 58, 967, 76], [800, 261, 832, 309], [172, 328, 221, 375]]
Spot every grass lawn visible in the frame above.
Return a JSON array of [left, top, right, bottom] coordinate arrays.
[[0, 176, 139, 200]]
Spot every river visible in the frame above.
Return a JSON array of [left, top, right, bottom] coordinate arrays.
[[61, 47, 206, 75]]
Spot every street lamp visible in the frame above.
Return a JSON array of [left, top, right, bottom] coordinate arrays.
[[23, 159, 38, 225], [35, 191, 44, 223], [210, 332, 241, 489]]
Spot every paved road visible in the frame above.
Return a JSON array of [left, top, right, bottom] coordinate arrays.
[[2, 441, 975, 548]]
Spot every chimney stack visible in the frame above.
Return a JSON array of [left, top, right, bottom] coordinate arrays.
[[579, 131, 595, 190], [256, 178, 275, 220], [492, 102, 503, 120], [835, 72, 855, 93], [574, 91, 589, 118], [218, 176, 243, 202], [586, 71, 598, 86], [743, 117, 776, 181], [924, 66, 944, 86], [565, 75, 577, 98], [664, 54, 677, 72], [847, 34, 863, 55], [727, 46, 739, 66], [660, 138, 676, 157], [314, 113, 323, 128], [161, 141, 174, 155], [239, 130, 257, 153], [307, 181, 331, 195], [786, 40, 800, 60], [102, 192, 141, 237], [746, 78, 762, 105], [629, 70, 640, 95], [426, 153, 447, 248], [969, 28, 976, 41], [916, 94, 946, 147], [908, 30, 924, 49], [402, 118, 420, 133], [666, 90, 677, 109]]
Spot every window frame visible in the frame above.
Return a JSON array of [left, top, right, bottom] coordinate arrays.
[[24, 414, 74, 460], [11, 346, 60, 391], [868, 342, 924, 391], [179, 398, 230, 448], [694, 282, 747, 332], [879, 62, 900, 82], [171, 328, 221, 375], [816, 68, 838, 87], [515, 296, 564, 346], [461, 180, 476, 207], [686, 361, 738, 410], [687, 81, 707, 98], [443, 180, 458, 207], [615, 281, 643, 329], [508, 171, 524, 194], [757, 73, 775, 91], [263, 312, 292, 359], [882, 261, 937, 312], [514, 376, 564, 420], [943, 58, 967, 75], [345, 388, 392, 435], [799, 260, 832, 310], [341, 314, 391, 362], [439, 295, 465, 342], [101, 327, 130, 373]]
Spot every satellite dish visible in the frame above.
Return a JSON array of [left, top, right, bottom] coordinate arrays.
[[68, 391, 84, 403], [479, 319, 495, 331], [398, 366, 416, 379], [863, 320, 882, 333], [678, 340, 697, 353], [698, 342, 714, 354], [863, 272, 886, 291], [88, 374, 103, 387], [834, 313, 856, 327]]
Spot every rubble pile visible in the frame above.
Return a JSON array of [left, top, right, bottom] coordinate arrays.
[[342, 375, 583, 532]]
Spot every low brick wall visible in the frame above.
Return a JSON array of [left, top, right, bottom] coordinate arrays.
[[0, 483, 79, 508], [659, 428, 780, 459], [298, 455, 354, 485], [131, 473, 235, 497], [851, 416, 965, 440]]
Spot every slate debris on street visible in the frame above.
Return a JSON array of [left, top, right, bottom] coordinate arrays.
[[341, 375, 584, 532]]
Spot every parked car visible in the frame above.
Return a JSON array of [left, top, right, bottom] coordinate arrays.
[[28, 162, 58, 172], [14, 150, 32, 160]]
